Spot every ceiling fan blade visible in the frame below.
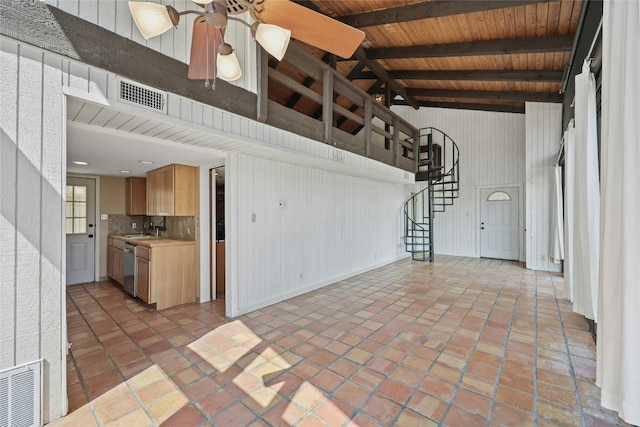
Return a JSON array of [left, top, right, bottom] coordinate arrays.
[[188, 17, 224, 80], [259, 0, 365, 59]]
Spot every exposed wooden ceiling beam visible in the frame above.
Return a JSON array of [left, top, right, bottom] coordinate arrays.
[[352, 47, 420, 109], [352, 69, 564, 82], [405, 88, 562, 102], [393, 100, 525, 114], [365, 35, 574, 60], [339, 0, 555, 28]]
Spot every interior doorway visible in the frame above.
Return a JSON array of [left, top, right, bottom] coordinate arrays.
[[211, 166, 225, 299], [66, 177, 97, 285], [480, 186, 520, 260]]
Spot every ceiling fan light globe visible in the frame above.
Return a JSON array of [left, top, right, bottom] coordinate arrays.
[[254, 23, 291, 61], [128, 2, 175, 39], [216, 48, 242, 82]]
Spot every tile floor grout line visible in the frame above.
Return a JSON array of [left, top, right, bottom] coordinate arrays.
[[60, 257, 626, 427], [547, 271, 589, 427], [71, 281, 224, 425], [484, 260, 525, 426], [384, 257, 500, 426]]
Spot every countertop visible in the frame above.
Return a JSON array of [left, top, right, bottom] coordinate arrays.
[[109, 234, 196, 248]]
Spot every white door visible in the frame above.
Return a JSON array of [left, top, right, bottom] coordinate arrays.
[[66, 177, 96, 285], [480, 187, 519, 260]]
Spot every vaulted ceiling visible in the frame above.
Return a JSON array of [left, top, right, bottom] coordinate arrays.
[[268, 0, 583, 116]]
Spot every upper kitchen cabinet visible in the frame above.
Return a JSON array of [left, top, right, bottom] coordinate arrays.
[[146, 164, 197, 216], [125, 177, 147, 215]]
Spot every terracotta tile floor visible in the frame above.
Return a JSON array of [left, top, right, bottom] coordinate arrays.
[[52, 256, 629, 426]]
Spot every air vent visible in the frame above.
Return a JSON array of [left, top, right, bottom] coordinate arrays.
[[330, 148, 345, 163], [117, 78, 167, 113], [0, 360, 42, 427]]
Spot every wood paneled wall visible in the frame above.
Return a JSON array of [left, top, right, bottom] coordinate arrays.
[[225, 152, 410, 317], [525, 102, 563, 272], [394, 106, 526, 259], [41, 0, 257, 92], [0, 39, 66, 422]]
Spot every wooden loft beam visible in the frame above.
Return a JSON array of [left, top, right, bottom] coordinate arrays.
[[339, 0, 555, 28], [352, 47, 420, 109], [351, 69, 564, 82], [393, 100, 525, 114], [405, 88, 562, 102], [287, 0, 419, 109], [365, 35, 574, 60]]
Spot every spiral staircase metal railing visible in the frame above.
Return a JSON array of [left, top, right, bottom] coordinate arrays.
[[404, 127, 460, 262]]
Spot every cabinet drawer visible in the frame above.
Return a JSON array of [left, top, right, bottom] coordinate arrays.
[[111, 239, 125, 250], [137, 246, 151, 260]]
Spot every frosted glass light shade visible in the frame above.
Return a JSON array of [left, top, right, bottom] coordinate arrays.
[[129, 2, 174, 39], [254, 23, 291, 61], [216, 50, 242, 81]]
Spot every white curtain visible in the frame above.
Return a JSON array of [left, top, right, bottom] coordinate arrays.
[[571, 59, 600, 321], [551, 164, 564, 264], [597, 1, 640, 424], [563, 123, 575, 302]]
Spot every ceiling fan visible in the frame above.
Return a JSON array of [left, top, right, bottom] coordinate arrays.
[[128, 0, 365, 85]]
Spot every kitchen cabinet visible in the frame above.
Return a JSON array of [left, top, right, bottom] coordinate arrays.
[[146, 164, 197, 216], [136, 246, 150, 303], [107, 237, 125, 285], [108, 236, 196, 310], [126, 176, 146, 215]]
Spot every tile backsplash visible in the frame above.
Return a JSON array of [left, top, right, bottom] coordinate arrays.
[[108, 214, 196, 241]]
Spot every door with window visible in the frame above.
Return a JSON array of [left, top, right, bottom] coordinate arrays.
[[66, 177, 96, 285], [480, 187, 519, 260]]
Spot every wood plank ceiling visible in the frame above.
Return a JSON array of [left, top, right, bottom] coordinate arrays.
[[268, 0, 582, 119]]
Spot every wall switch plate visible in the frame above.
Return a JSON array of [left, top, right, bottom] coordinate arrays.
[[100, 213, 108, 220]]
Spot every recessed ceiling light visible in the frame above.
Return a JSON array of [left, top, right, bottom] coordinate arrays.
[[138, 160, 154, 164], [119, 169, 133, 174], [72, 161, 89, 165]]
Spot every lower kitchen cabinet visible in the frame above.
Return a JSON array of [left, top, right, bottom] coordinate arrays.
[[108, 236, 196, 310], [135, 241, 195, 310], [136, 256, 150, 303], [107, 238, 125, 285]]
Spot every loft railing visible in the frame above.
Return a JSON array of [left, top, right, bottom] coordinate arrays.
[[257, 42, 420, 173]]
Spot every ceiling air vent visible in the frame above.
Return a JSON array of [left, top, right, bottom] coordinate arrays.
[[117, 78, 167, 113], [0, 360, 42, 427]]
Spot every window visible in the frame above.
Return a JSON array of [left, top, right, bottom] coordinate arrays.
[[487, 191, 511, 201], [66, 185, 87, 234]]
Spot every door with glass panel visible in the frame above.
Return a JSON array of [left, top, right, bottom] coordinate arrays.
[[480, 187, 519, 260], [66, 177, 96, 285]]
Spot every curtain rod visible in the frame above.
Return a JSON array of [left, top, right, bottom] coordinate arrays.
[[560, 11, 603, 94]]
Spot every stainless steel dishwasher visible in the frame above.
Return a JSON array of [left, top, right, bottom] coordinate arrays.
[[123, 243, 137, 296]]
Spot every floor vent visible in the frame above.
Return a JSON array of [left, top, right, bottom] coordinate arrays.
[[117, 78, 167, 113], [0, 360, 42, 427]]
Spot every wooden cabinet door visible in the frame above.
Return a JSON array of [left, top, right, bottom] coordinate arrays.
[[136, 257, 150, 302], [113, 249, 124, 285], [107, 246, 115, 278], [146, 166, 174, 216], [126, 177, 146, 215]]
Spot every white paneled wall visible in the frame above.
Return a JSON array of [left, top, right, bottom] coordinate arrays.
[[225, 153, 409, 317], [525, 102, 563, 272], [41, 0, 257, 91], [393, 106, 526, 258], [0, 41, 66, 422]]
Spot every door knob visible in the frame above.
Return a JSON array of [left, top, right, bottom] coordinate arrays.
[[480, 227, 484, 230], [88, 223, 94, 228], [88, 234, 94, 238]]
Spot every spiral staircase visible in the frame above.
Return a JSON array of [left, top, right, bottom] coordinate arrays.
[[404, 127, 460, 262]]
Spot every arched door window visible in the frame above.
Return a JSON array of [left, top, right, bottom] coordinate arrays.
[[487, 191, 511, 201]]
